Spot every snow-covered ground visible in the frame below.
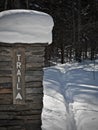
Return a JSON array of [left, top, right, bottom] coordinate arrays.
[[42, 60, 98, 130]]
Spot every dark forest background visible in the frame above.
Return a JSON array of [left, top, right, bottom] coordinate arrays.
[[0, 0, 98, 65]]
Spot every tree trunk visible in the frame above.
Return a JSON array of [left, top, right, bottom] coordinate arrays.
[[61, 43, 64, 64], [26, 0, 29, 9], [76, 0, 82, 62], [4, 0, 8, 10], [72, 1, 76, 47]]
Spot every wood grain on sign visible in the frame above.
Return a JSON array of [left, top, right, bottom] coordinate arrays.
[[12, 47, 25, 104]]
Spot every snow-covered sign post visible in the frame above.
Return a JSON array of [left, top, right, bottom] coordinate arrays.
[[0, 10, 54, 130]]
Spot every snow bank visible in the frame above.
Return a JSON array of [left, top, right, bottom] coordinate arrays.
[[0, 10, 54, 44]]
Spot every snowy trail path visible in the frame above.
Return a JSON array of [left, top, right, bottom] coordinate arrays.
[[54, 66, 77, 130], [58, 63, 98, 130], [42, 62, 98, 130], [42, 66, 77, 130]]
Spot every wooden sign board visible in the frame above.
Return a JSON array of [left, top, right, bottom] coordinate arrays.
[[13, 47, 25, 104]]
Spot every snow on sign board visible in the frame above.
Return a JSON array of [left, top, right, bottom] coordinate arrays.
[[0, 9, 54, 44]]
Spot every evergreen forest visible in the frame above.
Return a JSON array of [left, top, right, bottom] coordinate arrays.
[[0, 0, 98, 65]]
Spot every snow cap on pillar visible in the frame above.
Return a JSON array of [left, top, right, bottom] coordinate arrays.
[[0, 9, 54, 44]]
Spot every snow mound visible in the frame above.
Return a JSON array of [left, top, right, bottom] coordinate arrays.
[[0, 10, 54, 44]]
